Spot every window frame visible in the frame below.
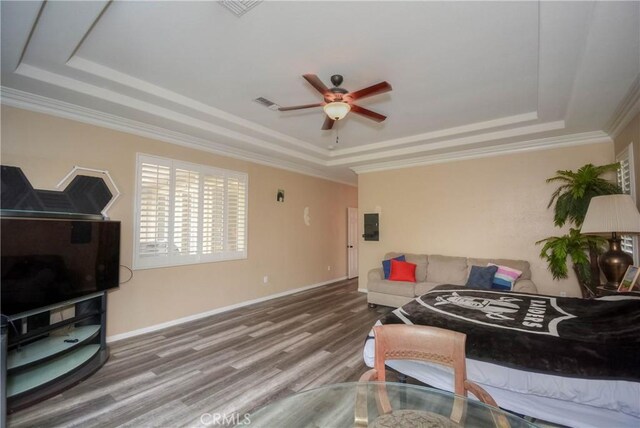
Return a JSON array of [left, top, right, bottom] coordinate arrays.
[[616, 143, 637, 264], [133, 153, 248, 270]]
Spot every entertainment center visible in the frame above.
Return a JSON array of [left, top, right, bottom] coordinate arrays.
[[1, 213, 120, 419]]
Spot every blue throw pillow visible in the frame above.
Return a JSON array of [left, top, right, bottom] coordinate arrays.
[[465, 265, 498, 289], [382, 255, 406, 279]]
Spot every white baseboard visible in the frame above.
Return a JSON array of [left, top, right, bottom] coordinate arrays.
[[358, 288, 368, 293], [106, 276, 347, 343]]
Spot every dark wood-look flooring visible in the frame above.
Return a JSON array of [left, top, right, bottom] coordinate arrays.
[[8, 279, 391, 427]]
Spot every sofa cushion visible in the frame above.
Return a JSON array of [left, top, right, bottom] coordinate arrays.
[[415, 281, 443, 296], [367, 291, 414, 308], [368, 268, 384, 281], [466, 265, 498, 289], [512, 279, 538, 294], [382, 255, 406, 279], [368, 279, 416, 297], [427, 255, 468, 285], [385, 252, 428, 282], [389, 260, 417, 282]]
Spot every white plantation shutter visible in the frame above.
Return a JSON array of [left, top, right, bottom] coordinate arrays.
[[174, 169, 200, 256], [134, 154, 248, 269], [618, 157, 633, 195], [226, 176, 247, 253], [616, 144, 637, 263], [138, 161, 171, 259], [202, 174, 225, 255]]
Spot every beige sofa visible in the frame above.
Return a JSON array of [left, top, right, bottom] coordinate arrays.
[[367, 252, 538, 307]]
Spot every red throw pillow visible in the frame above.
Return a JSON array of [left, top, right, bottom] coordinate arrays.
[[389, 259, 417, 282]]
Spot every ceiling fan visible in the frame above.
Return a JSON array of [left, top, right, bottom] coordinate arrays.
[[278, 74, 392, 130]]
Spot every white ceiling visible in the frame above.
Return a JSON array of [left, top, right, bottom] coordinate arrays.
[[1, 1, 639, 185]]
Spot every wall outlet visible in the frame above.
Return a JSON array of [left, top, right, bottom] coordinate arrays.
[[560, 291, 567, 297], [263, 276, 269, 284], [327, 265, 331, 271]]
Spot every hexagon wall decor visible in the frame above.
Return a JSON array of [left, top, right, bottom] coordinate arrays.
[[1, 165, 120, 218]]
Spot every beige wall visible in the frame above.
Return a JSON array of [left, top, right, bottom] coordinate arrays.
[[613, 111, 640, 207], [1, 106, 357, 337], [358, 143, 614, 297]]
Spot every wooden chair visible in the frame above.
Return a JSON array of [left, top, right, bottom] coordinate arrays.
[[357, 324, 507, 427]]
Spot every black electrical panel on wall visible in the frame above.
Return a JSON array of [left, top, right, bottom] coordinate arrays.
[[363, 213, 379, 241]]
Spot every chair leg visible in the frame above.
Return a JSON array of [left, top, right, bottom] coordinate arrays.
[[368, 303, 377, 309]]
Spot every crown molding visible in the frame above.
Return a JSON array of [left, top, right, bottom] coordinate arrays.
[[66, 56, 328, 157], [351, 131, 612, 174], [0, 86, 357, 187], [35, 57, 553, 164], [606, 74, 640, 138], [330, 111, 539, 157], [13, 63, 326, 165], [2, 85, 612, 186], [329, 120, 565, 166], [4, 85, 608, 186]]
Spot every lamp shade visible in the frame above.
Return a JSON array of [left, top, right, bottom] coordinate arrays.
[[323, 102, 351, 120], [581, 194, 640, 235]]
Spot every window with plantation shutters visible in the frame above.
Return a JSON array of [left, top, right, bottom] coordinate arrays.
[[134, 154, 248, 269], [616, 144, 637, 263]]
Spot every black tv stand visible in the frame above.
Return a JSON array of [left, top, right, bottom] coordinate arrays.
[[1, 292, 109, 414]]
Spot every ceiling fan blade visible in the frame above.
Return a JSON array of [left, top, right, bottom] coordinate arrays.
[[278, 103, 323, 111], [322, 116, 335, 130], [303, 74, 330, 95], [347, 81, 392, 101], [350, 104, 387, 122]]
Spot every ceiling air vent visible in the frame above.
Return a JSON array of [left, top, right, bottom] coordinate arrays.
[[254, 97, 280, 111], [219, 1, 263, 17]]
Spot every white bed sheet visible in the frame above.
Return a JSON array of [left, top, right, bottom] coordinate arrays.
[[363, 336, 640, 428]]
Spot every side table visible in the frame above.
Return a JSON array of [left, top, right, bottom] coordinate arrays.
[[595, 286, 621, 297]]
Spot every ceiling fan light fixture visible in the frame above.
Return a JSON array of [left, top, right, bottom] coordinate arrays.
[[323, 102, 351, 120]]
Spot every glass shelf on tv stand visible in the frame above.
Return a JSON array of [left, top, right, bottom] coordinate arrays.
[[7, 345, 101, 397], [7, 325, 101, 371]]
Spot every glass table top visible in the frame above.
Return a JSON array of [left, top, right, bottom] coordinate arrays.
[[248, 382, 538, 428]]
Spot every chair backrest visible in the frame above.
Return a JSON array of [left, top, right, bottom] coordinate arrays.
[[372, 324, 468, 396]]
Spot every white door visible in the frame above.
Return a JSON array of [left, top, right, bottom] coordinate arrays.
[[347, 207, 358, 279]]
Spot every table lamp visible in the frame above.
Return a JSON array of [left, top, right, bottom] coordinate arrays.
[[581, 194, 640, 289]]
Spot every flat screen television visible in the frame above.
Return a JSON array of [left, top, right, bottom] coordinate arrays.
[[1, 217, 120, 316]]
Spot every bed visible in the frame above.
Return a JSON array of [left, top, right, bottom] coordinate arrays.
[[362, 285, 640, 428]]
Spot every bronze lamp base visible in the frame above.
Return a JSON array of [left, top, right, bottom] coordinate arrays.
[[600, 235, 633, 290]]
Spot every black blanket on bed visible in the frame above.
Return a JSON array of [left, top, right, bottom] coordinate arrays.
[[378, 285, 640, 381]]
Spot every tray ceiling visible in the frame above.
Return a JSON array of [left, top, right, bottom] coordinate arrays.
[[1, 1, 639, 185]]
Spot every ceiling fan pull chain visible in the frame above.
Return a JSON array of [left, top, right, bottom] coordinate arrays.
[[336, 123, 339, 144]]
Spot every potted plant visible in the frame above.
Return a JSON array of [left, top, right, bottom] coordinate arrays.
[[537, 163, 621, 297]]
